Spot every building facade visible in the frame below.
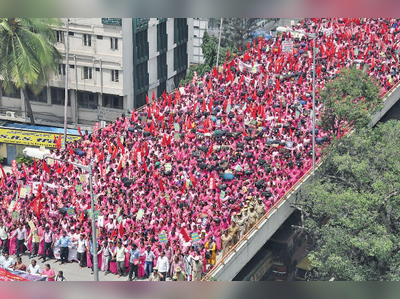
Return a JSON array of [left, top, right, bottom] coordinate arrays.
[[192, 18, 208, 65], [0, 18, 193, 127]]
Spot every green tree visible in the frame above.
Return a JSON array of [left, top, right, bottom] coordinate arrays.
[[0, 18, 61, 124], [292, 120, 400, 281], [180, 31, 236, 86], [221, 18, 261, 50], [319, 67, 382, 137]]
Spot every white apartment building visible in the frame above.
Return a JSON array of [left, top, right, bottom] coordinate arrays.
[[192, 18, 208, 64], [0, 18, 194, 127]]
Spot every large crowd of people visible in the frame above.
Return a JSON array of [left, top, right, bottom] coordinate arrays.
[[0, 18, 399, 281]]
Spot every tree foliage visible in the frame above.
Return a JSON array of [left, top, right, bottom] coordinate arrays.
[[319, 67, 382, 137], [180, 31, 236, 86], [293, 120, 400, 281], [221, 18, 261, 50], [0, 18, 62, 124]]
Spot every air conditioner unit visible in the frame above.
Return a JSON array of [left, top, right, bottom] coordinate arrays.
[[6, 111, 16, 118]]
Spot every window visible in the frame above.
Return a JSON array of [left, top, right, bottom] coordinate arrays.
[[97, 35, 103, 40], [103, 94, 123, 109], [135, 29, 148, 61], [69, 31, 74, 36], [157, 22, 167, 52], [77, 91, 98, 109], [157, 52, 167, 81], [111, 70, 119, 82], [174, 18, 188, 45], [83, 34, 92, 46], [135, 61, 149, 94], [51, 87, 71, 106], [70, 65, 75, 69], [83, 67, 93, 80], [110, 37, 118, 50], [1, 85, 21, 98], [174, 43, 188, 72], [58, 64, 66, 76], [55, 30, 64, 43], [157, 81, 167, 98], [26, 87, 47, 103]]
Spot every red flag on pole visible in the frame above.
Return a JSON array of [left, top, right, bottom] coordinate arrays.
[[190, 172, 196, 188], [119, 224, 124, 238], [152, 90, 155, 101], [0, 164, 6, 178], [78, 126, 83, 137], [42, 161, 50, 173], [180, 227, 191, 242]]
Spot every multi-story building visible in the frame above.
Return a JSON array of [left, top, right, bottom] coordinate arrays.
[[192, 18, 208, 65], [0, 18, 194, 127]]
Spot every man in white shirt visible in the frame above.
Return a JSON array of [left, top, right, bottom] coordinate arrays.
[[28, 259, 40, 275], [113, 241, 128, 278], [0, 221, 8, 254], [76, 234, 87, 268], [156, 251, 169, 281], [0, 252, 15, 269]]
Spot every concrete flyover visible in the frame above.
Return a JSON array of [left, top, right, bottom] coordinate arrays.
[[202, 80, 400, 281]]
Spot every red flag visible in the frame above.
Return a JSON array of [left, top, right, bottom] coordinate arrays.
[[247, 41, 250, 50], [212, 67, 218, 77], [54, 135, 60, 150], [180, 227, 191, 242], [68, 146, 75, 157], [22, 163, 28, 178], [58, 134, 62, 148], [159, 179, 164, 192], [208, 79, 212, 91], [119, 224, 124, 238], [181, 181, 186, 193], [0, 164, 6, 178], [56, 165, 64, 174], [94, 147, 99, 156], [298, 75, 303, 85], [111, 230, 116, 240], [106, 139, 112, 153], [117, 160, 122, 172], [111, 146, 118, 160], [66, 163, 74, 173], [146, 94, 149, 104], [167, 135, 171, 146], [143, 160, 149, 172], [42, 161, 50, 173], [33, 158, 37, 175], [80, 210, 85, 222], [190, 172, 196, 188], [202, 99, 207, 112], [206, 142, 213, 158], [98, 151, 104, 163], [0, 177, 5, 189], [78, 126, 83, 137], [152, 90, 155, 101], [162, 135, 166, 147]]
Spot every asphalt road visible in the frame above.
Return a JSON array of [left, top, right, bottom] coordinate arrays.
[[18, 253, 144, 281]]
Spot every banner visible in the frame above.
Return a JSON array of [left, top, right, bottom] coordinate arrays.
[[191, 232, 200, 243], [137, 209, 145, 220], [282, 41, 294, 53], [97, 106, 128, 122], [158, 233, 167, 243], [238, 60, 261, 74], [0, 128, 80, 148]]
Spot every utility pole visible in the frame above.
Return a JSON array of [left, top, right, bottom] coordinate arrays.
[[63, 18, 70, 149], [216, 18, 224, 68]]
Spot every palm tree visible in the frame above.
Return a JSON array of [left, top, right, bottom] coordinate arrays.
[[0, 18, 61, 124]]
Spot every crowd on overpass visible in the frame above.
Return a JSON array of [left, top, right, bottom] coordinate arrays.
[[0, 18, 399, 281]]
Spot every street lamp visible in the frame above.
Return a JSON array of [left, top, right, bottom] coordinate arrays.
[[276, 26, 316, 177], [44, 155, 99, 281]]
